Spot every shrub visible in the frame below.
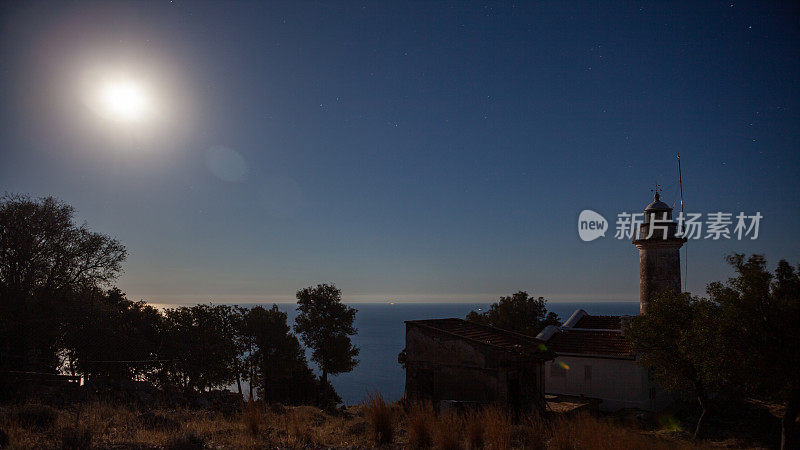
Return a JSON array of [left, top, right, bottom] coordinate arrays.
[[434, 411, 464, 450], [464, 409, 485, 449], [482, 407, 512, 450], [406, 401, 434, 448], [60, 426, 92, 450], [166, 430, 206, 450], [13, 404, 59, 429], [364, 393, 395, 446]]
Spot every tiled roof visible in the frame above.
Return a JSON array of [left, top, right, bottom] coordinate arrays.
[[573, 315, 623, 330], [545, 329, 633, 358], [406, 318, 550, 357]]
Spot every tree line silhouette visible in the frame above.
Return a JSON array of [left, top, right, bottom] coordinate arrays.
[[0, 194, 358, 407], [625, 254, 800, 448]]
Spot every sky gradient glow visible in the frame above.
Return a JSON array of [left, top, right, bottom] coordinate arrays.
[[1, 1, 799, 303]]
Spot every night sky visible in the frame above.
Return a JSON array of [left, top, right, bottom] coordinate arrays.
[[1, 1, 798, 303]]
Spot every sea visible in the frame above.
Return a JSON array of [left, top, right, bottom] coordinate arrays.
[[156, 302, 640, 405]]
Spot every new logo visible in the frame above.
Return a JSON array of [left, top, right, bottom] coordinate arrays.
[[578, 210, 607, 242]]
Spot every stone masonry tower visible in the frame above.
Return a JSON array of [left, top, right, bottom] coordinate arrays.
[[632, 192, 687, 314]]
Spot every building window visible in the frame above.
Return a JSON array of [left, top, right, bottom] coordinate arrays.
[[551, 363, 566, 378], [584, 365, 592, 381]]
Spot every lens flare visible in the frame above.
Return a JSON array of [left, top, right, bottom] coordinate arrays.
[[658, 414, 683, 431], [557, 361, 570, 370]]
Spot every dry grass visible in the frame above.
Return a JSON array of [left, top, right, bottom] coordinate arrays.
[[522, 412, 551, 450], [12, 404, 58, 429], [364, 393, 396, 446], [285, 409, 316, 448], [549, 412, 717, 450], [313, 412, 353, 447], [464, 408, 485, 449], [166, 429, 206, 449], [242, 401, 262, 436], [482, 406, 513, 450], [433, 410, 464, 450], [406, 400, 435, 448], [59, 425, 92, 450], [0, 401, 736, 449]]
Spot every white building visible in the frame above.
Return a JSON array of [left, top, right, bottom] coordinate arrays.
[[536, 310, 671, 411], [536, 193, 685, 412]]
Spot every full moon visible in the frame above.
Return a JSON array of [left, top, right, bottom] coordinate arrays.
[[99, 80, 149, 123]]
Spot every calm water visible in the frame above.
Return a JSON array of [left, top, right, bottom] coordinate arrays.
[[157, 302, 640, 405]]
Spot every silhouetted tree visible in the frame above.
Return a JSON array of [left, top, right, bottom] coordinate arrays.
[[294, 283, 358, 406], [466, 291, 560, 336], [233, 306, 257, 400], [707, 255, 800, 449], [626, 254, 800, 447], [0, 194, 126, 377], [245, 305, 293, 401], [624, 290, 719, 438], [244, 305, 337, 405], [158, 304, 239, 392], [230, 305, 250, 398], [63, 287, 162, 385], [64, 288, 161, 385]]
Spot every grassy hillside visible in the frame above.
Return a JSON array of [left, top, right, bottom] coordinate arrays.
[[0, 398, 769, 449]]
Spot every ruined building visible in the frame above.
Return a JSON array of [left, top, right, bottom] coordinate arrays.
[[402, 318, 552, 410]]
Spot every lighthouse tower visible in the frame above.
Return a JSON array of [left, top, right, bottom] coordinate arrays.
[[632, 192, 687, 314]]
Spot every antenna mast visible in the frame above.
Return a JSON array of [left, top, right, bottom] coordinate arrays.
[[677, 153, 686, 292], [677, 154, 684, 218]]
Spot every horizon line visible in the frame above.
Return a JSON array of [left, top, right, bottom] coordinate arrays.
[[134, 292, 640, 307]]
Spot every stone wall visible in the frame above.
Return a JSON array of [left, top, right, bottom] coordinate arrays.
[[636, 240, 683, 313]]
